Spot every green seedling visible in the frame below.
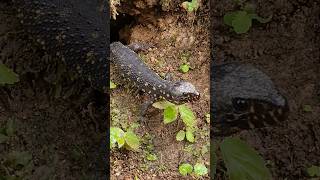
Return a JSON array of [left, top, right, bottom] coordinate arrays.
[[146, 153, 158, 161], [181, 0, 199, 12], [194, 163, 208, 176], [176, 130, 186, 141], [185, 127, 195, 143], [179, 163, 193, 176], [110, 127, 141, 151], [307, 165, 320, 177], [163, 105, 178, 124], [303, 104, 312, 112], [179, 64, 190, 73], [152, 101, 197, 143], [178, 162, 208, 176], [224, 3, 272, 34], [0, 63, 19, 85], [110, 81, 117, 89]]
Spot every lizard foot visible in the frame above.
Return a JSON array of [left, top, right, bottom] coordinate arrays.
[[128, 42, 155, 53]]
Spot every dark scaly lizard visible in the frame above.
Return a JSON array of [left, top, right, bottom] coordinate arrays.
[[110, 41, 201, 113], [211, 63, 289, 135], [11, 0, 109, 90]]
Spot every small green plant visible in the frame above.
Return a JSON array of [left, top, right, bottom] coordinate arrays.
[[179, 64, 190, 73], [194, 163, 208, 176], [0, 63, 19, 85], [211, 137, 272, 180], [152, 100, 197, 143], [146, 153, 158, 161], [181, 0, 199, 12], [303, 104, 312, 112], [223, 3, 272, 34], [178, 162, 208, 176], [179, 163, 193, 176], [110, 81, 117, 89], [307, 165, 320, 177], [110, 127, 141, 151]]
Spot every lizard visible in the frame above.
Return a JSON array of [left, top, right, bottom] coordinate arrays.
[[211, 63, 289, 135], [110, 41, 201, 113]]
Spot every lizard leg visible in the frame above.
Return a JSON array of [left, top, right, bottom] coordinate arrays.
[[127, 42, 155, 53], [139, 97, 156, 123]]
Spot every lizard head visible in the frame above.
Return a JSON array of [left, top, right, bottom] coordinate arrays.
[[170, 81, 200, 104], [212, 63, 289, 134]]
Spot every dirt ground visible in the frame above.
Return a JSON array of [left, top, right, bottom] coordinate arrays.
[[0, 3, 107, 179], [212, 0, 319, 179], [110, 1, 210, 180]]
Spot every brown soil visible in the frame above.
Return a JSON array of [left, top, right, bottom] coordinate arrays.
[[212, 0, 319, 179], [0, 3, 107, 179], [110, 1, 211, 180]]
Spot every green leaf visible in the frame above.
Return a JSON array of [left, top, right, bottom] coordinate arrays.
[[0, 133, 9, 143], [176, 130, 186, 141], [194, 163, 208, 176], [181, 0, 199, 12], [152, 100, 175, 109], [0, 63, 19, 85], [110, 127, 125, 148], [6, 151, 32, 168], [249, 14, 272, 23], [179, 64, 190, 73], [220, 137, 272, 180], [224, 12, 238, 26], [179, 163, 193, 176], [303, 105, 312, 112], [178, 104, 196, 127], [186, 129, 195, 143], [110, 81, 117, 89], [146, 153, 158, 161], [307, 165, 320, 177], [124, 131, 140, 151], [232, 11, 252, 34], [163, 105, 178, 124], [6, 118, 15, 136]]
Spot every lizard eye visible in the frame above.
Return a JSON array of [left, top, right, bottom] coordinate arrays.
[[232, 98, 249, 112]]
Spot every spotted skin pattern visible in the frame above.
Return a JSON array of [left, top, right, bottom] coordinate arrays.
[[111, 41, 200, 105], [12, 0, 109, 90], [211, 63, 289, 135]]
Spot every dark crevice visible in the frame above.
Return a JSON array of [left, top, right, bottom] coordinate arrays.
[[110, 13, 136, 43]]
